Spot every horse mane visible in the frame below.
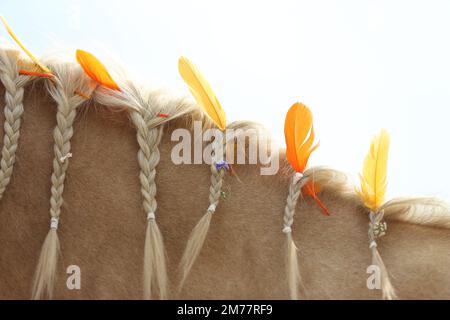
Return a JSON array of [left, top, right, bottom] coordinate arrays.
[[1, 47, 449, 300], [382, 197, 450, 229]]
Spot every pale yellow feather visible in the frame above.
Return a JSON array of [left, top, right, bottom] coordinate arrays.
[[359, 129, 390, 211], [178, 57, 226, 130], [0, 16, 52, 74]]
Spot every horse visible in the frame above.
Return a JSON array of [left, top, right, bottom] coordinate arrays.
[[0, 48, 449, 300]]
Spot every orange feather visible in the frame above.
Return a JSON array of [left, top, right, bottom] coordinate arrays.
[[284, 102, 319, 173], [76, 50, 120, 91], [284, 102, 329, 215]]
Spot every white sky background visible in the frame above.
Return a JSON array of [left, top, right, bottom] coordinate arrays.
[[1, 0, 449, 199]]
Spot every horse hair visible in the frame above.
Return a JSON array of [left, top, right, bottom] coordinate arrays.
[[0, 48, 449, 300], [0, 50, 28, 200], [31, 60, 92, 299]]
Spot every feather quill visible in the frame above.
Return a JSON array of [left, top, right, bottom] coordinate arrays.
[[359, 129, 390, 212], [178, 57, 226, 131], [0, 15, 52, 74], [76, 49, 120, 91], [303, 183, 330, 215]]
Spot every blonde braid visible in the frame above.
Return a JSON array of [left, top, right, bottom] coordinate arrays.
[[178, 144, 225, 290], [283, 174, 302, 234], [209, 163, 224, 210], [32, 74, 86, 300], [130, 110, 168, 300], [282, 172, 303, 300], [49, 79, 80, 219], [368, 211, 397, 300], [95, 83, 179, 299], [0, 51, 28, 200]]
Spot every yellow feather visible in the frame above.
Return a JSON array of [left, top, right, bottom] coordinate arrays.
[[0, 16, 51, 74], [178, 57, 226, 131], [359, 129, 390, 211]]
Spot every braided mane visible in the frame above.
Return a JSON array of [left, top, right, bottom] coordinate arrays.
[[0, 47, 448, 300], [0, 50, 28, 200]]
